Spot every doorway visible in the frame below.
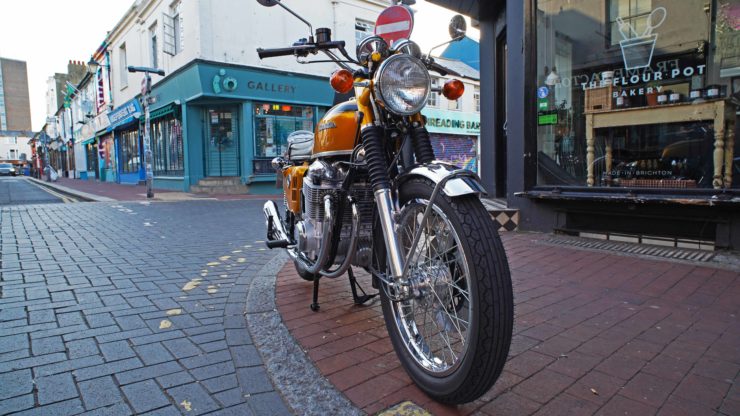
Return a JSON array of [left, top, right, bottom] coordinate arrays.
[[495, 33, 508, 198], [205, 106, 240, 177]]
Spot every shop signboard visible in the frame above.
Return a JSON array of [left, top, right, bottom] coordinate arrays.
[[421, 108, 480, 136], [107, 98, 142, 130]]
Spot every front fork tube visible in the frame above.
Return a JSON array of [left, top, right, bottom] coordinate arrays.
[[374, 188, 406, 282]]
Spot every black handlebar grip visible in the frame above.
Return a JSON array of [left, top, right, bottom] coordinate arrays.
[[256, 47, 299, 59]]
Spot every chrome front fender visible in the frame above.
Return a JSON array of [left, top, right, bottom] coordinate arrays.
[[397, 161, 487, 197]]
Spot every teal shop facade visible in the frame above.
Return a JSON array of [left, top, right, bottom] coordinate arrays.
[[142, 59, 335, 193]]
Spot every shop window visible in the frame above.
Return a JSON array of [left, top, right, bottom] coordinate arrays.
[[535, 0, 739, 190], [86, 143, 96, 170], [355, 19, 375, 47], [120, 129, 140, 173], [151, 116, 184, 176], [253, 102, 316, 175]]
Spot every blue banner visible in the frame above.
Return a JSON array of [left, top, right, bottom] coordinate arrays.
[[107, 98, 141, 130]]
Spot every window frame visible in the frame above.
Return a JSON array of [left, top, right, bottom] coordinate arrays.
[[150, 23, 159, 68], [428, 77, 440, 107], [119, 44, 128, 89], [606, 0, 653, 47], [355, 18, 375, 47]]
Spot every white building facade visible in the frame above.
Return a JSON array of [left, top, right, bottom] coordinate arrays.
[[96, 0, 390, 191], [67, 0, 480, 193]]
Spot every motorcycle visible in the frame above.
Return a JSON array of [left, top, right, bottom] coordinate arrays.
[[257, 0, 513, 404]]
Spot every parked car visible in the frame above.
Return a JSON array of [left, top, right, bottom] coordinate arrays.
[[0, 163, 17, 176]]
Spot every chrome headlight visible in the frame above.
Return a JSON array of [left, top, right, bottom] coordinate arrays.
[[373, 54, 430, 116]]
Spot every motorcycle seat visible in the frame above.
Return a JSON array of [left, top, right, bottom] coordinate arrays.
[[287, 130, 314, 160]]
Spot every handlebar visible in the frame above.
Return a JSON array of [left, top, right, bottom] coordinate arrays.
[[257, 40, 346, 60]]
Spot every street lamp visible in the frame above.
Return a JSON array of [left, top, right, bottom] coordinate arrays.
[[127, 65, 165, 199], [87, 57, 99, 74]]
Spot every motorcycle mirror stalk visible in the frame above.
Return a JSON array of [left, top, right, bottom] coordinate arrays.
[[256, 0, 315, 44], [425, 14, 468, 59]]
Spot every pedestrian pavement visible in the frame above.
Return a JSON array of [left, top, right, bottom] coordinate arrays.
[[275, 233, 740, 415], [0, 200, 289, 415], [30, 177, 276, 202], [2, 196, 738, 415]]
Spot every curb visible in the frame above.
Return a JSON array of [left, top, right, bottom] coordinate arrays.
[[245, 252, 364, 416], [26, 177, 115, 202]]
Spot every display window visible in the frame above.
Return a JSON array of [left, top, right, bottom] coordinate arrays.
[[152, 116, 184, 176], [120, 129, 140, 174], [535, 0, 739, 190], [253, 102, 317, 175]]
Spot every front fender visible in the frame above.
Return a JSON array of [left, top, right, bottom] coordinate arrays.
[[397, 161, 487, 197]]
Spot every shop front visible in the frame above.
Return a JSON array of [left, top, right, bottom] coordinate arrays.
[[432, 0, 740, 248], [144, 59, 334, 193], [422, 107, 481, 174], [108, 98, 142, 185]]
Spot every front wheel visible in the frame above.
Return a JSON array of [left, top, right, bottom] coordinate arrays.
[[379, 178, 513, 404]]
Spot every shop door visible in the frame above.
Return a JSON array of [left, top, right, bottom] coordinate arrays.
[[495, 34, 508, 198], [205, 107, 240, 177]]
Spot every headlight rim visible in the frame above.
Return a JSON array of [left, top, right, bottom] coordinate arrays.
[[373, 54, 431, 116]]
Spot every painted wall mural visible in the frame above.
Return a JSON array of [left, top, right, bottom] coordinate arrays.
[[429, 134, 478, 172]]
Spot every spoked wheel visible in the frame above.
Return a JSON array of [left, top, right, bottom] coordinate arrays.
[[379, 178, 513, 404]]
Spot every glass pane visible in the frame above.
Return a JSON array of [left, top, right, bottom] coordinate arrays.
[[252, 102, 317, 175], [536, 0, 732, 189]]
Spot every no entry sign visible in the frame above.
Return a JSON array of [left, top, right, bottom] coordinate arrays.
[[375, 5, 414, 45]]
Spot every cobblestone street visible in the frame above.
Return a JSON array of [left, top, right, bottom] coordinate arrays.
[[0, 200, 288, 415]]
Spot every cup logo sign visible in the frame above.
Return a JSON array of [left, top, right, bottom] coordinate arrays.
[[617, 7, 667, 70]]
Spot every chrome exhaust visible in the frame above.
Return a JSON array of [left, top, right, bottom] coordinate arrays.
[[263, 200, 290, 243], [263, 197, 335, 275], [320, 198, 360, 278]]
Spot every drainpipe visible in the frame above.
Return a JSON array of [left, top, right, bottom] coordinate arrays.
[[332, 1, 339, 36]]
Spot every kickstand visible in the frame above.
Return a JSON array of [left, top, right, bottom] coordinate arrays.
[[348, 267, 377, 306], [310, 277, 321, 312]]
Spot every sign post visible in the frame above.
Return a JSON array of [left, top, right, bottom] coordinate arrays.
[[127, 65, 165, 199]]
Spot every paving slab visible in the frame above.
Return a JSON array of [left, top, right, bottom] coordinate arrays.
[[274, 233, 740, 415]]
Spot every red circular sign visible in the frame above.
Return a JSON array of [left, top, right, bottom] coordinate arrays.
[[375, 5, 414, 45]]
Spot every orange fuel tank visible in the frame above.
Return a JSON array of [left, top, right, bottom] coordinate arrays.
[[313, 101, 358, 157]]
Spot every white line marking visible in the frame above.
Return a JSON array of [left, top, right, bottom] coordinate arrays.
[[376, 21, 410, 35]]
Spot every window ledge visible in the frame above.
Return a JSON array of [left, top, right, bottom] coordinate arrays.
[[516, 188, 740, 207]]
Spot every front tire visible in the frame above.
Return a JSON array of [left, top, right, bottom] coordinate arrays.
[[379, 178, 513, 404]]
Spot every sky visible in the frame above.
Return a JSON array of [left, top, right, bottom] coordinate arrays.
[[0, 0, 479, 131]]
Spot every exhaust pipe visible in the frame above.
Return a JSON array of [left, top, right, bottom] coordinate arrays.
[[263, 197, 335, 275], [263, 200, 289, 244], [320, 199, 359, 278]]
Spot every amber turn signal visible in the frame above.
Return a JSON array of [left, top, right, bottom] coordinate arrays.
[[442, 79, 465, 100], [330, 69, 354, 94]]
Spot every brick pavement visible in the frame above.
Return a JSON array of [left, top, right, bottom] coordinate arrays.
[[275, 233, 740, 415], [0, 200, 289, 415]]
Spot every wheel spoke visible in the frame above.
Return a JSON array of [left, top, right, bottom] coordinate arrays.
[[389, 200, 473, 375]]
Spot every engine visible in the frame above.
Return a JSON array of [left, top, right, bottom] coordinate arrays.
[[294, 160, 374, 268]]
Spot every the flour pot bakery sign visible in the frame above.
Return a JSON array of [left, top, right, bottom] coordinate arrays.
[[565, 7, 708, 95]]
